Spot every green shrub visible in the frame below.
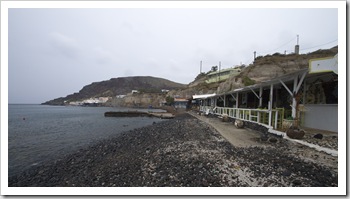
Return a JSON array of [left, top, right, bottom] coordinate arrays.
[[242, 76, 256, 86], [194, 73, 206, 81], [165, 96, 174, 105]]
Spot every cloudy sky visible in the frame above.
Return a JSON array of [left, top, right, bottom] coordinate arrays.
[[6, 2, 340, 104]]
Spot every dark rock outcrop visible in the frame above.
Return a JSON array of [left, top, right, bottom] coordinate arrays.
[[42, 76, 185, 105]]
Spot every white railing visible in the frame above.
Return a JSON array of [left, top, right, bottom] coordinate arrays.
[[201, 106, 283, 129], [199, 106, 214, 114]]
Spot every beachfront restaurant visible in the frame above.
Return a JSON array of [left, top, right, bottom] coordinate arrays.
[[194, 55, 338, 133], [174, 98, 189, 109]]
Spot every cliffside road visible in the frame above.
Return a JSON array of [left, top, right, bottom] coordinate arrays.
[[9, 113, 337, 187]]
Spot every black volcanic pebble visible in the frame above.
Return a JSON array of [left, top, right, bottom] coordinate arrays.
[[8, 113, 338, 187], [268, 137, 278, 143], [281, 170, 292, 177], [313, 133, 323, 139]]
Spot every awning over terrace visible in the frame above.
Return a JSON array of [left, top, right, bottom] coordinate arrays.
[[192, 93, 216, 99], [194, 54, 338, 131], [193, 68, 310, 129], [192, 68, 310, 101], [221, 68, 309, 95], [216, 69, 309, 118]]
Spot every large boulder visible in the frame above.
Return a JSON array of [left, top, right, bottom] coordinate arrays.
[[286, 127, 305, 139], [313, 133, 323, 139], [234, 119, 244, 128], [222, 114, 229, 122]]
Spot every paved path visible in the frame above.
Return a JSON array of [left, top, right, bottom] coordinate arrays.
[[189, 111, 338, 170], [189, 112, 264, 148]]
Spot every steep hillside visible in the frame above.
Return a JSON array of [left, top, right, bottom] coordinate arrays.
[[174, 46, 338, 97], [241, 46, 338, 82], [42, 76, 186, 105], [217, 46, 338, 94]]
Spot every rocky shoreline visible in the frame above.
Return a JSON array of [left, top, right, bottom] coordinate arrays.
[[9, 113, 337, 187]]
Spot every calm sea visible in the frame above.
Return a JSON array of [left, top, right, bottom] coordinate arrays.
[[8, 104, 164, 177]]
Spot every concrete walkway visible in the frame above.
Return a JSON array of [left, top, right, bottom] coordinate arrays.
[[189, 112, 264, 148], [189, 111, 338, 156]]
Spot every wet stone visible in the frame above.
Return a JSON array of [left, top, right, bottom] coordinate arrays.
[[293, 180, 301, 186], [313, 133, 323, 139], [268, 137, 278, 143], [281, 170, 292, 177], [8, 113, 338, 187], [260, 135, 269, 142]]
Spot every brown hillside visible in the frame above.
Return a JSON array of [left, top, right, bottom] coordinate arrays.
[[176, 46, 338, 97], [42, 76, 186, 105]]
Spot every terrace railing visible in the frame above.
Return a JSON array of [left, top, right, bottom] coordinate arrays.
[[201, 106, 284, 129], [199, 106, 214, 115]]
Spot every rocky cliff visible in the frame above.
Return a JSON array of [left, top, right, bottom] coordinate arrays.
[[174, 46, 338, 97]]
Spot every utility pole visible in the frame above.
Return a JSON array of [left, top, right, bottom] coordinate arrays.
[[254, 51, 256, 60], [200, 60, 202, 73], [295, 34, 300, 55], [297, 34, 299, 45], [218, 61, 221, 81]]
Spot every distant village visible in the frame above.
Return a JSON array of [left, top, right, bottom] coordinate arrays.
[[66, 97, 111, 106]]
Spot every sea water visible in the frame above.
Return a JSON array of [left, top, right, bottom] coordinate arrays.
[[8, 104, 164, 177]]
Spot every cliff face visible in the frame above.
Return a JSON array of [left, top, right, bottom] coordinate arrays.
[[241, 46, 338, 82], [173, 46, 338, 97], [42, 76, 185, 105]]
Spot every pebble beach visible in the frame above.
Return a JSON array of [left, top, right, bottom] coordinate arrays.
[[8, 113, 338, 187]]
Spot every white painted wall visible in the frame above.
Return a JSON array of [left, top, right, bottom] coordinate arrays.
[[303, 104, 338, 132]]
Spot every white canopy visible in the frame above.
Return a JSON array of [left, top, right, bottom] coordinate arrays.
[[192, 93, 216, 99]]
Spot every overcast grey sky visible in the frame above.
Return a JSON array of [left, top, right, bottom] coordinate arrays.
[[7, 4, 339, 104]]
